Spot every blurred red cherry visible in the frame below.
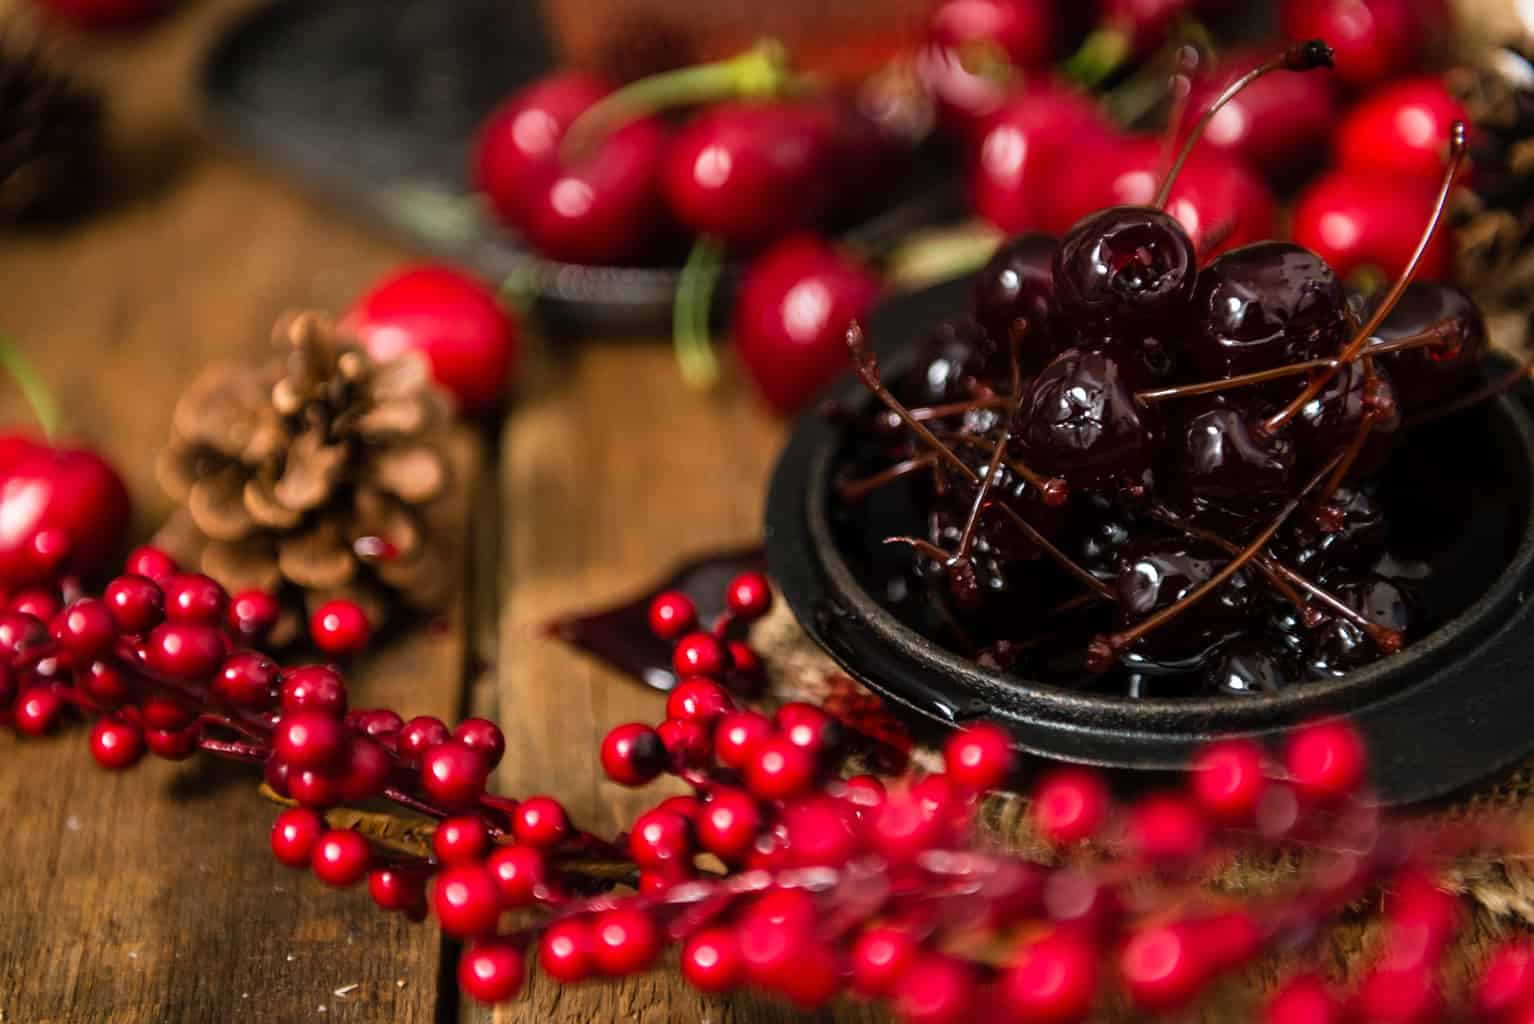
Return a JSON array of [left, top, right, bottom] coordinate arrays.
[[474, 73, 667, 265], [1335, 76, 1466, 182], [1099, 0, 1194, 57], [0, 436, 129, 586], [346, 264, 520, 416], [1291, 171, 1452, 282], [1280, 0, 1421, 89], [733, 235, 880, 414], [32, 0, 166, 29], [1181, 48, 1339, 178], [918, 0, 1060, 137]]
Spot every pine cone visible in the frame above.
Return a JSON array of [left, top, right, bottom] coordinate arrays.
[[1449, 41, 1534, 355], [0, 36, 105, 223], [156, 312, 458, 636]]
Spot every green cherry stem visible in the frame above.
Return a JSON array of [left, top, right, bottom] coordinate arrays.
[[0, 331, 60, 439], [674, 237, 725, 389]]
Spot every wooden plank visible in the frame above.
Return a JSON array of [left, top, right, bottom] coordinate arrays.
[[493, 342, 885, 1023], [0, 2, 473, 1019]]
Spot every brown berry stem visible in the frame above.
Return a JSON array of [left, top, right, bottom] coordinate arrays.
[[1149, 506, 1322, 627], [846, 322, 1114, 600], [1153, 40, 1334, 209], [1262, 120, 1468, 438], [947, 433, 1071, 506], [839, 453, 940, 504], [955, 327, 1026, 562], [1087, 450, 1344, 672], [877, 396, 1012, 430]]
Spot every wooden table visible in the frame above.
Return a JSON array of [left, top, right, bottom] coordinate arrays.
[[0, 1, 881, 1020]]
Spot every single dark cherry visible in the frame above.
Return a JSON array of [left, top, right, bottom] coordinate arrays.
[[1304, 574, 1412, 678], [1367, 282, 1488, 415], [1202, 633, 1301, 696], [1188, 241, 1354, 380], [1052, 207, 1197, 330], [1166, 401, 1296, 533], [1274, 486, 1386, 577], [1113, 536, 1258, 665], [1020, 348, 1156, 491], [1292, 359, 1402, 480], [900, 315, 1007, 406], [973, 232, 1058, 344]]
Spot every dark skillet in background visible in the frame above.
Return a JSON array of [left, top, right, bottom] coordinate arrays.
[[766, 275, 1534, 805]]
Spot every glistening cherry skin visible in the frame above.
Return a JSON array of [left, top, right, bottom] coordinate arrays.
[[1166, 401, 1296, 535], [1180, 46, 1339, 179], [918, 0, 1061, 137], [1291, 171, 1453, 283], [1337, 77, 1469, 184], [0, 435, 130, 586], [1304, 574, 1412, 678], [732, 234, 881, 415], [1292, 359, 1402, 480], [899, 315, 1008, 406], [1051, 207, 1197, 330], [1366, 282, 1488, 415], [1280, 0, 1422, 88], [474, 73, 667, 265], [1113, 535, 1257, 665], [1020, 348, 1157, 491], [973, 232, 1057, 342]]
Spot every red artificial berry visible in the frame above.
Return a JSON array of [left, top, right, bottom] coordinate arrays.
[[0, 663, 14, 707], [144, 725, 199, 761], [696, 787, 761, 862], [672, 631, 728, 678], [433, 863, 504, 938], [368, 868, 423, 912], [682, 928, 743, 994], [453, 718, 506, 768], [1127, 794, 1208, 868], [80, 659, 131, 706], [745, 735, 816, 800], [144, 622, 225, 681], [639, 867, 689, 893], [286, 766, 340, 808], [270, 808, 324, 868], [839, 774, 887, 816], [140, 694, 194, 730], [1197, 911, 1262, 974], [124, 545, 177, 583], [10, 589, 58, 621], [781, 795, 859, 867], [726, 641, 763, 691], [1119, 921, 1212, 1013], [713, 710, 773, 771], [162, 574, 228, 625], [486, 844, 545, 908], [600, 722, 666, 786], [775, 702, 840, 759], [459, 939, 525, 1004], [399, 715, 451, 759], [647, 590, 696, 641], [657, 794, 701, 819], [1031, 768, 1110, 845], [1353, 963, 1441, 1024], [1002, 929, 1098, 1024], [309, 600, 371, 657], [1281, 0, 1420, 88], [1267, 974, 1344, 1024], [733, 233, 882, 414], [737, 898, 812, 989], [346, 264, 521, 416], [274, 710, 346, 770], [869, 786, 948, 864], [89, 717, 145, 771], [895, 954, 977, 1024], [851, 926, 918, 998], [1336, 77, 1466, 183], [213, 650, 280, 709], [1475, 941, 1534, 1021], [629, 808, 693, 871], [310, 829, 371, 887], [348, 708, 405, 739], [725, 571, 773, 621], [774, 939, 843, 1009], [420, 741, 490, 811], [1284, 718, 1366, 804], [336, 738, 390, 802], [512, 796, 570, 848], [540, 919, 596, 983], [656, 717, 709, 768], [13, 686, 62, 735], [104, 574, 164, 633], [50, 598, 115, 660], [1190, 738, 1268, 823], [591, 908, 659, 976], [280, 664, 348, 717], [666, 677, 733, 722], [1383, 870, 1459, 969], [0, 611, 45, 655], [944, 723, 1014, 793], [227, 589, 280, 640]]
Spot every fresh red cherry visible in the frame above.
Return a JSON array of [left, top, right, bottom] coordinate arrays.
[[0, 435, 129, 586], [1097, 0, 1194, 58], [346, 264, 521, 415], [1181, 48, 1339, 178], [474, 73, 667, 265], [32, 0, 166, 29], [918, 0, 1061, 136], [732, 233, 880, 415], [1336, 76, 1467, 183], [971, 84, 1117, 235], [1291, 171, 1452, 283], [1280, 0, 1421, 88]]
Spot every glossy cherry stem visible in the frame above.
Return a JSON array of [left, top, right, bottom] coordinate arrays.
[[0, 331, 61, 439], [845, 321, 1115, 599], [1263, 120, 1468, 437], [1153, 39, 1334, 209], [877, 396, 1012, 428], [1150, 506, 1321, 627], [561, 38, 793, 161], [954, 328, 1025, 561], [839, 453, 939, 503], [1155, 46, 1201, 193], [674, 237, 726, 388]]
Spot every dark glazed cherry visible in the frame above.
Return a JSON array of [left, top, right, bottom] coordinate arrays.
[[1304, 575, 1412, 678], [902, 316, 1007, 406], [1113, 536, 1256, 664], [1367, 282, 1488, 415], [1020, 349, 1155, 491], [973, 232, 1057, 342], [1167, 403, 1295, 533], [1274, 487, 1385, 577], [1203, 634, 1299, 696], [1188, 242, 1354, 380], [1293, 360, 1401, 479], [1052, 207, 1197, 329]]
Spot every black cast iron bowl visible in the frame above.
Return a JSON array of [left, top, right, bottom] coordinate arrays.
[[765, 276, 1534, 805]]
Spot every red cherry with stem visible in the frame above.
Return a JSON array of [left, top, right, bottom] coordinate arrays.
[[89, 717, 144, 771], [918, 0, 1061, 136], [851, 926, 918, 998], [486, 845, 545, 908], [420, 740, 490, 811], [1003, 928, 1098, 1024], [682, 928, 743, 993], [309, 599, 370, 657], [1284, 718, 1366, 804], [944, 722, 1013, 793], [104, 574, 164, 632], [0, 435, 130, 586], [512, 795, 570, 848], [591, 908, 660, 976], [227, 589, 279, 641], [32, 0, 165, 29], [1291, 171, 1454, 283], [971, 84, 1117, 234], [459, 940, 525, 1003], [1190, 738, 1267, 823], [895, 954, 978, 1024], [474, 74, 666, 265], [732, 233, 880, 415], [310, 829, 371, 888], [270, 808, 324, 869], [1031, 767, 1110, 845], [346, 264, 520, 416], [600, 722, 666, 786], [1181, 48, 1339, 178], [1281, 0, 1420, 88], [433, 863, 504, 938], [540, 920, 596, 983], [1336, 77, 1468, 183], [647, 590, 696, 640]]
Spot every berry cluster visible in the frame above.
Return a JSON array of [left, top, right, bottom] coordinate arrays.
[[836, 49, 1516, 698]]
